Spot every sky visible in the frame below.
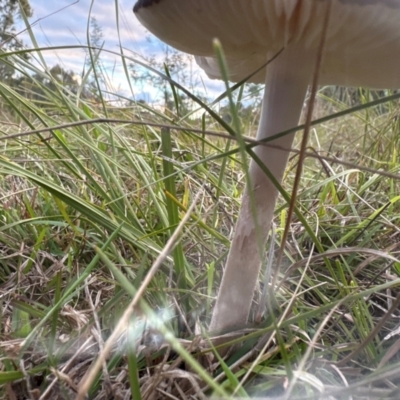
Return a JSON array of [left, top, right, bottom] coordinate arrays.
[[15, 0, 225, 103]]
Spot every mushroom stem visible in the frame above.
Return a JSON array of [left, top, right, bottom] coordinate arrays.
[[210, 44, 314, 333]]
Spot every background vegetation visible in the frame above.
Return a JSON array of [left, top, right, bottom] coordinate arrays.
[[1, 2, 400, 399]]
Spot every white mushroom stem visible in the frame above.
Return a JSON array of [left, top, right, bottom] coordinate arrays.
[[210, 44, 315, 333]]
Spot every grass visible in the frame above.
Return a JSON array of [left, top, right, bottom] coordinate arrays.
[[1, 16, 400, 400]]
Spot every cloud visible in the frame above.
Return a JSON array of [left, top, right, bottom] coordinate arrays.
[[15, 0, 227, 102]]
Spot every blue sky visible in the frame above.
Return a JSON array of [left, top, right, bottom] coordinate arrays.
[[16, 0, 224, 102]]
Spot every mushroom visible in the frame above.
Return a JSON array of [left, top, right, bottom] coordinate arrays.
[[133, 0, 400, 334]]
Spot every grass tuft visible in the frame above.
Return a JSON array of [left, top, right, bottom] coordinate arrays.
[[1, 7, 400, 399]]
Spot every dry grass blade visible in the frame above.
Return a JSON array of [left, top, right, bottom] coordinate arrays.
[[337, 292, 400, 367], [280, 247, 400, 288], [2, 2, 400, 398], [76, 190, 202, 400]]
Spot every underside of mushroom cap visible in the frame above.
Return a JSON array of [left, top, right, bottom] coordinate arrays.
[[134, 0, 400, 88]]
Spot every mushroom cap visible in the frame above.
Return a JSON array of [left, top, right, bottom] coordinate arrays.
[[134, 0, 400, 88]]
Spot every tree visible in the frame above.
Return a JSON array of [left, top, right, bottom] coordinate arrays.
[[130, 41, 264, 119], [14, 64, 91, 110], [85, 16, 105, 100], [85, 17, 103, 69], [0, 0, 32, 82], [130, 42, 200, 115]]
